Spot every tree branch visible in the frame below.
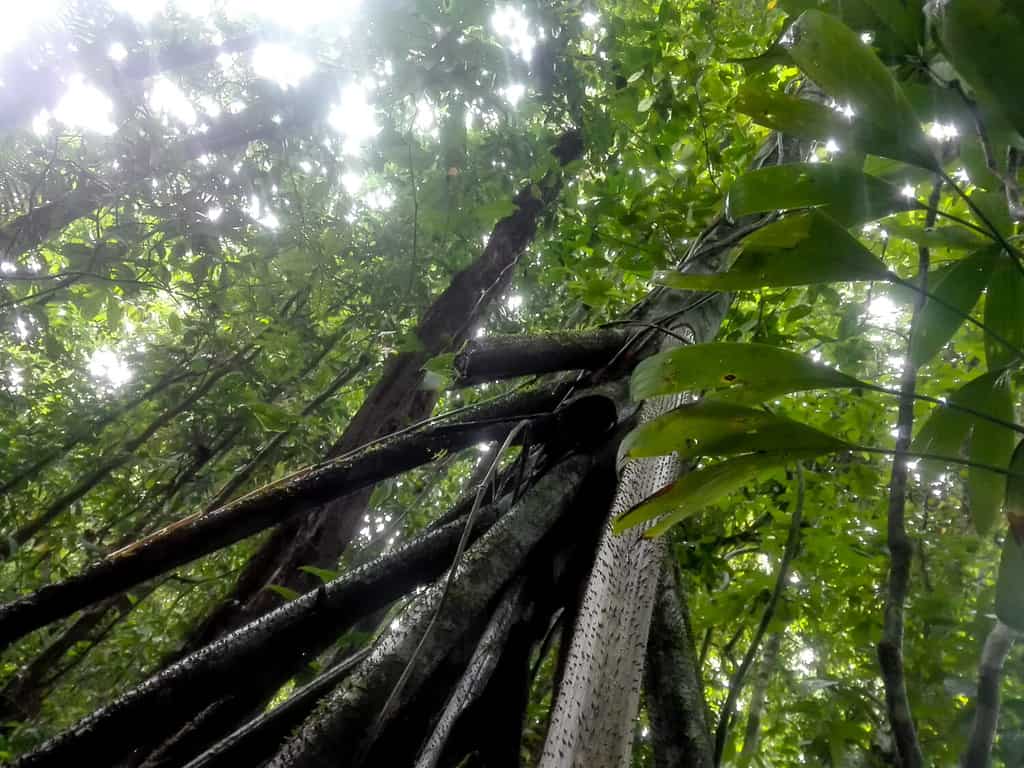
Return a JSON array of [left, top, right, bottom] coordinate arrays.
[[877, 180, 942, 768]]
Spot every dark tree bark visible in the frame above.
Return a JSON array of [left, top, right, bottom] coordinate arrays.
[[11, 473, 521, 768], [265, 452, 595, 768], [644, 558, 714, 768], [0, 385, 568, 649], [452, 328, 629, 388], [174, 130, 585, 661]]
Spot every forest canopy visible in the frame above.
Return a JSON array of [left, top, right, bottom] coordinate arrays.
[[1, 1, 1023, 767]]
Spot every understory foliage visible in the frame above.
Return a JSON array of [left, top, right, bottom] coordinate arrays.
[[1, 0, 1024, 766]]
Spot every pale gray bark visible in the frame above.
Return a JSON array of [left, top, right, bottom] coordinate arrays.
[[538, 131, 803, 768], [961, 621, 1017, 768]]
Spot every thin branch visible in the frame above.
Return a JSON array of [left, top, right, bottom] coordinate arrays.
[[877, 181, 939, 768], [713, 462, 804, 766]]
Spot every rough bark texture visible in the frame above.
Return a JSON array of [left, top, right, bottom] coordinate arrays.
[[266, 453, 595, 767], [644, 558, 714, 768], [0, 386, 559, 649], [961, 621, 1017, 768], [413, 578, 525, 768], [538, 130, 801, 768], [176, 131, 584, 659], [11, 492, 514, 768], [537, 358, 691, 768]]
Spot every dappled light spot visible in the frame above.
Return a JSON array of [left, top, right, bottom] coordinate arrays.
[[252, 44, 314, 89], [328, 83, 379, 156], [149, 77, 197, 126], [492, 5, 536, 62], [87, 348, 133, 390], [50, 75, 117, 135]]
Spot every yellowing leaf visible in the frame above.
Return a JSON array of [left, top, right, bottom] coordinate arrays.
[[614, 454, 795, 537], [630, 342, 866, 402], [621, 400, 851, 461]]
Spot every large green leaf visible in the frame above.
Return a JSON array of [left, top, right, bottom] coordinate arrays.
[[967, 378, 1016, 534], [880, 221, 991, 252], [736, 87, 931, 169], [996, 533, 1024, 632], [613, 453, 795, 537], [622, 400, 851, 460], [984, 258, 1024, 370], [931, 0, 1024, 142], [659, 211, 889, 292], [630, 341, 866, 402], [908, 248, 999, 368], [726, 163, 920, 226], [782, 10, 937, 170], [911, 371, 1004, 482]]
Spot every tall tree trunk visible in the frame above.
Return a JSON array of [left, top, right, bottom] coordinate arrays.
[[537, 131, 802, 768]]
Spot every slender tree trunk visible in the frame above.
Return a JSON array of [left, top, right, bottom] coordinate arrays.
[[644, 558, 714, 768], [961, 621, 1017, 768]]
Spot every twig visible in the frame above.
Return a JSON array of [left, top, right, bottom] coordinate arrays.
[[877, 180, 940, 768], [713, 462, 805, 766]]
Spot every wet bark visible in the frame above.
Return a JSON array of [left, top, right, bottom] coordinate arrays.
[[265, 453, 595, 768], [11, 482, 516, 768], [175, 130, 584, 661], [452, 328, 630, 388], [0, 384, 562, 650]]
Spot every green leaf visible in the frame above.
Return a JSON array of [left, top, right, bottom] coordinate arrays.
[[909, 248, 999, 368], [265, 584, 302, 602], [247, 402, 293, 433], [985, 258, 1024, 370], [298, 565, 343, 584], [637, 94, 655, 112], [880, 221, 990, 251], [911, 371, 1004, 482], [621, 400, 852, 461], [782, 10, 937, 170], [726, 163, 920, 226], [996, 533, 1024, 632], [970, 190, 1013, 239], [659, 211, 889, 291], [931, 0, 1024, 142], [630, 341, 867, 402], [613, 453, 794, 537], [1007, 438, 1024, 538], [967, 378, 1015, 534], [735, 87, 932, 168]]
